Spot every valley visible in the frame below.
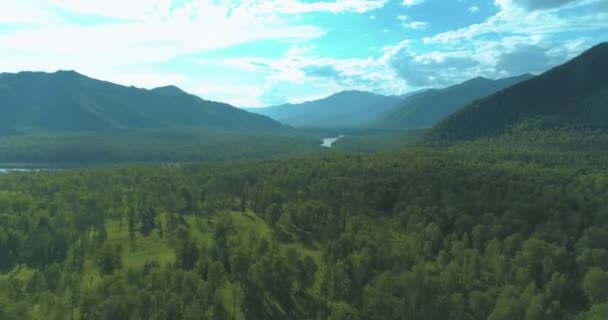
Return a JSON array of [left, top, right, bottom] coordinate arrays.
[[0, 12, 606, 318]]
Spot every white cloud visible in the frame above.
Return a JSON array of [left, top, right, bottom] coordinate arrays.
[[386, 34, 595, 87], [397, 14, 408, 21], [0, 21, 323, 66], [468, 5, 480, 13], [0, 0, 389, 71], [387, 43, 482, 86], [403, 0, 425, 6], [249, 0, 389, 14], [495, 0, 581, 12], [0, 0, 387, 88], [201, 44, 406, 106], [0, 1, 60, 25], [403, 21, 429, 29], [48, 0, 172, 21], [42, 0, 389, 22], [425, 0, 608, 43], [0, 5, 325, 77]]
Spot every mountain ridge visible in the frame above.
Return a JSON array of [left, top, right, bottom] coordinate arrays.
[[380, 73, 535, 129], [0, 70, 286, 133], [247, 90, 404, 128], [426, 42, 608, 142]]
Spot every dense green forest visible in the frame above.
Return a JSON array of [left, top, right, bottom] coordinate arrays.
[[0, 128, 421, 166], [0, 128, 319, 166], [1, 141, 607, 320]]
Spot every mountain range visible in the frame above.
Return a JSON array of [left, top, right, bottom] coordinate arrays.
[[1, 42, 606, 142], [380, 74, 534, 129], [427, 42, 608, 142], [246, 90, 404, 128], [248, 74, 534, 130], [0, 71, 285, 133]]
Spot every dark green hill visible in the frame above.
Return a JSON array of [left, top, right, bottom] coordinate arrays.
[[247, 90, 403, 128], [380, 74, 533, 129], [0, 71, 285, 132], [427, 42, 608, 142]]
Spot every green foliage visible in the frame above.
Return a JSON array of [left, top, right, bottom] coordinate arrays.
[[583, 268, 608, 304], [0, 145, 607, 319], [0, 127, 325, 165], [95, 243, 123, 275]]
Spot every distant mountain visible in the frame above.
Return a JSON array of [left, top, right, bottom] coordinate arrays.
[[426, 42, 608, 142], [380, 74, 534, 129], [150, 85, 189, 97], [0, 71, 285, 133], [247, 90, 404, 128]]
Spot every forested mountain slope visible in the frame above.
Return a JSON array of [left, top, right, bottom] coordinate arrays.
[[0, 71, 285, 132], [248, 90, 403, 128], [380, 74, 533, 129], [427, 42, 608, 142]]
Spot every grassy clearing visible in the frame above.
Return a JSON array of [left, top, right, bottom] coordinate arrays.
[[107, 218, 175, 269]]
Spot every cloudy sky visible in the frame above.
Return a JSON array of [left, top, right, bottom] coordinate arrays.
[[0, 0, 607, 107]]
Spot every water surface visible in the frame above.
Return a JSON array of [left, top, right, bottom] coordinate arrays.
[[321, 135, 345, 148], [0, 168, 50, 174]]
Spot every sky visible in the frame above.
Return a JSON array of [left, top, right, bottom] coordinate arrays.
[[0, 0, 607, 107]]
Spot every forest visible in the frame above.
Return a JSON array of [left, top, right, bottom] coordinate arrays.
[[1, 140, 607, 320], [0, 2, 606, 319], [0, 128, 422, 166], [0, 128, 319, 166]]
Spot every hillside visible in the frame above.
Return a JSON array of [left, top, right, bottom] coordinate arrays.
[[247, 90, 403, 128], [0, 71, 285, 133], [380, 74, 534, 129], [427, 42, 608, 142]]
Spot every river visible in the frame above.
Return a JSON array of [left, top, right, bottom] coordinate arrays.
[[321, 135, 345, 148], [0, 168, 52, 174]]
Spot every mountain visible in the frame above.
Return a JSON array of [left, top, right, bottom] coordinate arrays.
[[150, 85, 189, 97], [0, 71, 285, 133], [380, 74, 534, 129], [247, 90, 404, 128], [426, 42, 608, 142]]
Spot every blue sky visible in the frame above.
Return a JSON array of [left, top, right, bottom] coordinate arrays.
[[0, 0, 606, 107]]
